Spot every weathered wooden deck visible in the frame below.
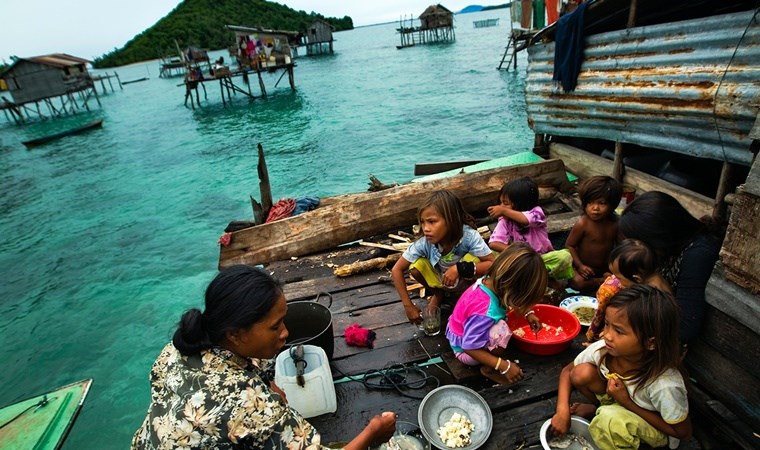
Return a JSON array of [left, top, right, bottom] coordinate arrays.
[[267, 240, 720, 449]]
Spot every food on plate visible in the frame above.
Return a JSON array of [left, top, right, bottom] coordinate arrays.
[[572, 306, 596, 324], [436, 412, 474, 448]]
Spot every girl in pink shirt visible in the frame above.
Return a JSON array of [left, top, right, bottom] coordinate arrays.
[[446, 242, 548, 385]]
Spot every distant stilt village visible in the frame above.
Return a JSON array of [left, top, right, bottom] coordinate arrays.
[[0, 1, 612, 117]]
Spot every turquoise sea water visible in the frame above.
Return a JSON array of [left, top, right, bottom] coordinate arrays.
[[0, 10, 532, 448]]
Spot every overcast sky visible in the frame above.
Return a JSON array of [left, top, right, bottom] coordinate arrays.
[[0, 1, 482, 63]]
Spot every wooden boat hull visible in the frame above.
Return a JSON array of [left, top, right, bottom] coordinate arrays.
[[219, 158, 572, 268], [22, 119, 103, 149], [0, 379, 92, 450]]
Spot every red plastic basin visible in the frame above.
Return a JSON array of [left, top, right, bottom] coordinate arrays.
[[507, 304, 581, 356]]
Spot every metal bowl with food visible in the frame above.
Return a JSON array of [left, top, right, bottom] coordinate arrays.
[[418, 385, 493, 450], [539, 415, 598, 450], [377, 421, 431, 450]]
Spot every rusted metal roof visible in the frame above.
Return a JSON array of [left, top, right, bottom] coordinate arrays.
[[525, 6, 760, 166]]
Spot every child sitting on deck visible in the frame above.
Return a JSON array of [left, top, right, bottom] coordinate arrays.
[[586, 239, 672, 344], [392, 190, 494, 325], [550, 285, 692, 449], [445, 242, 547, 385], [566, 175, 622, 293], [487, 176, 574, 288]]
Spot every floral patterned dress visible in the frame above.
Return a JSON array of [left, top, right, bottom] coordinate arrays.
[[131, 343, 329, 450]]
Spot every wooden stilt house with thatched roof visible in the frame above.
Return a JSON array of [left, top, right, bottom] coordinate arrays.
[[397, 4, 456, 49]]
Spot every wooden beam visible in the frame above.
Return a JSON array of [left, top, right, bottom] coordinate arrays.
[[220, 158, 571, 268], [549, 142, 712, 218]]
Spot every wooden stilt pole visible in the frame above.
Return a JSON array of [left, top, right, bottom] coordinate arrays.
[[258, 142, 273, 218], [713, 161, 734, 220], [613, 141, 625, 182], [219, 78, 226, 107], [257, 70, 267, 99]]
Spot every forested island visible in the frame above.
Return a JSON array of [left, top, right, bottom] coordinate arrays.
[[93, 0, 353, 68]]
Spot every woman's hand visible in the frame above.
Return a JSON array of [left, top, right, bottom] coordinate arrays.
[[369, 412, 397, 445], [403, 303, 422, 325]]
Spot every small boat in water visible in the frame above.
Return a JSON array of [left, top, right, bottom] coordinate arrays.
[[0, 379, 92, 450], [22, 119, 103, 149]]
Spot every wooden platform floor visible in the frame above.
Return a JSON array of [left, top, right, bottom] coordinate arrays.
[[268, 242, 708, 449]]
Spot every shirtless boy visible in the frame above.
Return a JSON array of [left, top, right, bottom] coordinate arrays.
[[566, 176, 622, 293]]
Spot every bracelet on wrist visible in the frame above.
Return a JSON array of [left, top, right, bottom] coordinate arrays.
[[494, 357, 502, 371], [524, 310, 535, 318], [500, 359, 512, 375]]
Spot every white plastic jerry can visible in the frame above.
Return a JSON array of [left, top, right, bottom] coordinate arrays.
[[274, 344, 337, 418]]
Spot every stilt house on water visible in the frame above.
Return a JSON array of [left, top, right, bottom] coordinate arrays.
[[182, 26, 297, 109], [523, 0, 760, 445], [397, 4, 456, 49], [301, 19, 334, 55], [0, 54, 102, 124]]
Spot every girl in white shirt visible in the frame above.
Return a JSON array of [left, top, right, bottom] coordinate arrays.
[[550, 285, 692, 449]]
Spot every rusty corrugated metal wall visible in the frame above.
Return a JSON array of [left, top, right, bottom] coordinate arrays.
[[526, 9, 760, 166]]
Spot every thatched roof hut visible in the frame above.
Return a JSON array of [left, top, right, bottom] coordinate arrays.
[[419, 4, 454, 29]]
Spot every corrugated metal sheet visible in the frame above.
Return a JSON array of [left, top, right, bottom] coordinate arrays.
[[526, 9, 760, 165]]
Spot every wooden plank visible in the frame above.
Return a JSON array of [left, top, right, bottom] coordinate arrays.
[[704, 268, 760, 337], [688, 382, 759, 450], [720, 188, 760, 293], [692, 304, 760, 377], [282, 274, 393, 302], [331, 334, 450, 375], [332, 322, 428, 360], [220, 159, 572, 268], [547, 210, 580, 234], [308, 364, 455, 445], [685, 339, 760, 431], [358, 241, 400, 252], [549, 142, 713, 219]]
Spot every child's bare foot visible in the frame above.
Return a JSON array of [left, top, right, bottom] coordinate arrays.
[[569, 402, 597, 419], [479, 366, 512, 385]]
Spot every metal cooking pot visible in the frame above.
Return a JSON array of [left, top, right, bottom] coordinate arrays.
[[284, 292, 334, 360]]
